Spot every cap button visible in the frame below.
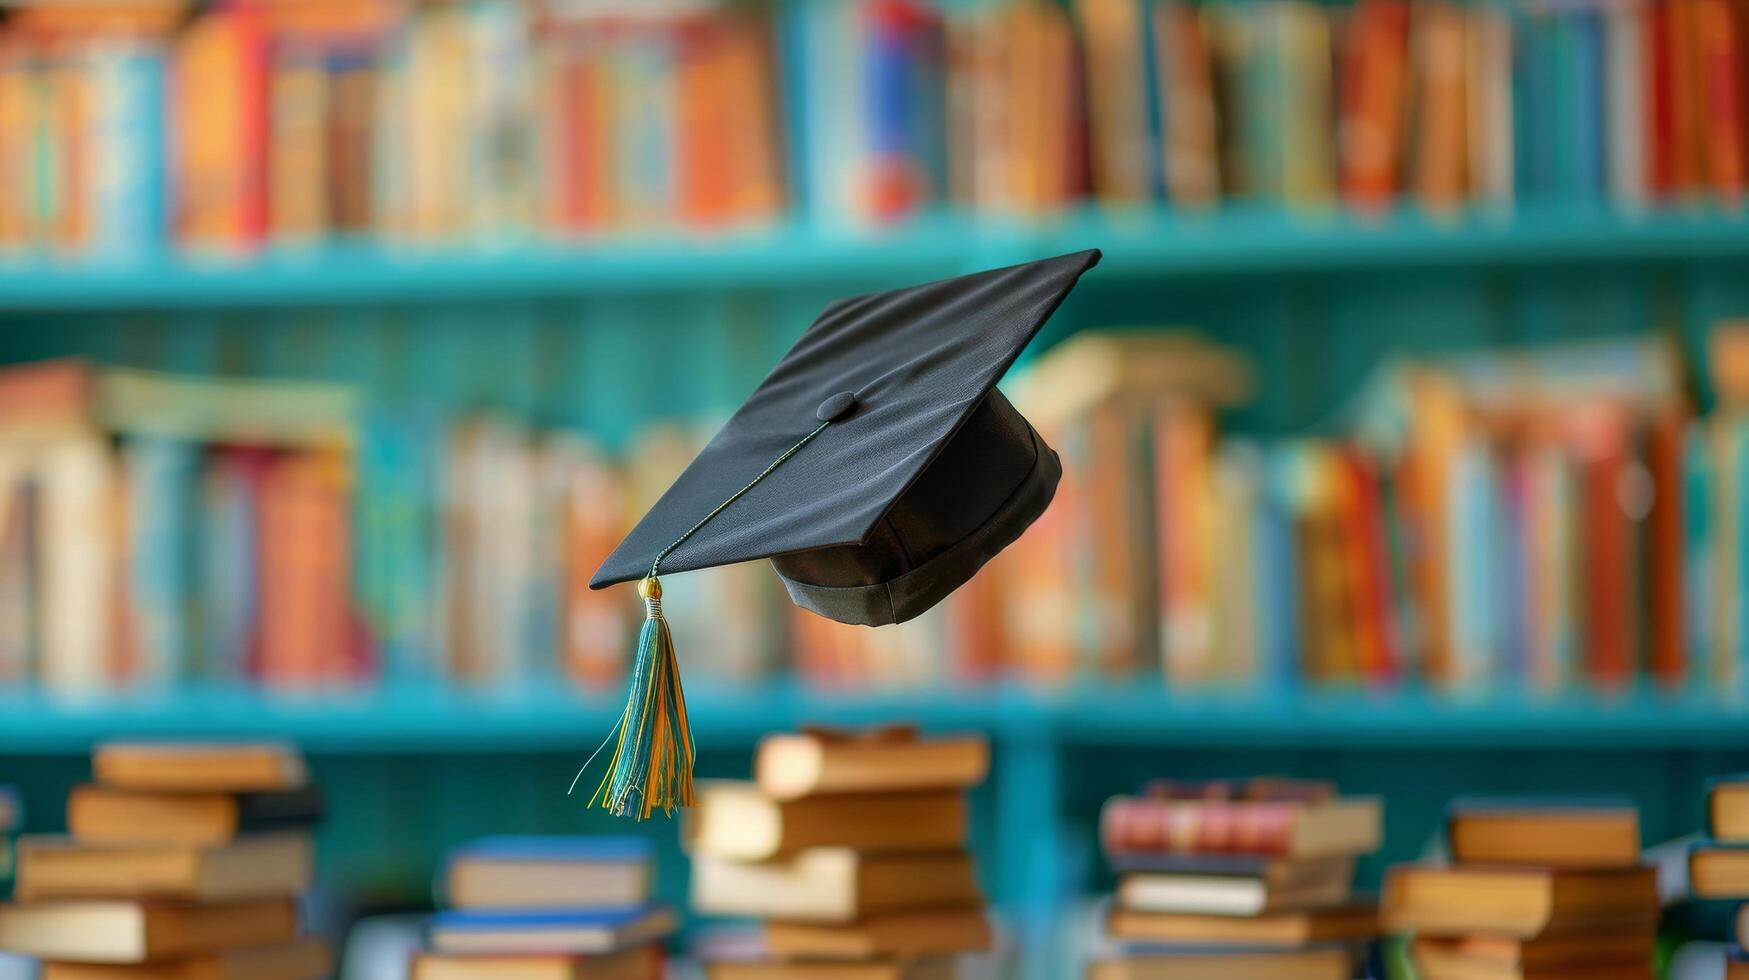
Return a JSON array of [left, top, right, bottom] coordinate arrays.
[[816, 391, 857, 422]]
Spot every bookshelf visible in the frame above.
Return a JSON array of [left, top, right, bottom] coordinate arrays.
[[4, 208, 1749, 311]]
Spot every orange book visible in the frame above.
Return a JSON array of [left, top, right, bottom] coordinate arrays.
[[1077, 0, 1150, 204], [1667, 0, 1705, 195], [561, 449, 628, 690], [1158, 402, 1214, 686], [1001, 431, 1077, 685], [173, 6, 269, 248], [1340, 0, 1410, 209], [255, 451, 359, 688], [1154, 2, 1219, 208], [721, 14, 782, 221], [1411, 2, 1469, 212], [676, 19, 732, 228], [0, 39, 31, 250], [51, 47, 90, 250], [1404, 373, 1465, 687], [1695, 0, 1746, 203]]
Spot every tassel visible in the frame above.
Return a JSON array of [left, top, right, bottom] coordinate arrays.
[[588, 576, 695, 819]]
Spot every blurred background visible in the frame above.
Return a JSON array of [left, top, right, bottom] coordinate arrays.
[[0, 0, 1748, 975]]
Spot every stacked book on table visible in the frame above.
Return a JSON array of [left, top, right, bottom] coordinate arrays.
[[1385, 798, 1656, 980], [411, 836, 670, 980], [0, 741, 327, 980], [1691, 775, 1749, 978], [1087, 777, 1382, 980], [690, 726, 991, 980]]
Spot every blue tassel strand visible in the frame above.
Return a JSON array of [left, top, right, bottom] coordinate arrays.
[[587, 576, 695, 819]]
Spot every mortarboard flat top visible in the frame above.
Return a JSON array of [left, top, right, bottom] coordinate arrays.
[[592, 248, 1102, 626]]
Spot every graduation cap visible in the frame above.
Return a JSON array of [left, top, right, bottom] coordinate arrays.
[[577, 248, 1102, 818]]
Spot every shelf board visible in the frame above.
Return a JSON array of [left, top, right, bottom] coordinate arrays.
[[1, 682, 1745, 753], [2, 208, 1746, 312]]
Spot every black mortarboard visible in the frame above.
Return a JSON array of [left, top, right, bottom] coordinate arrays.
[[577, 249, 1100, 820], [591, 248, 1102, 626]]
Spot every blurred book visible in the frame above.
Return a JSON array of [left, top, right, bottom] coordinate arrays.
[[0, 741, 326, 980], [1383, 865, 1659, 937], [66, 784, 322, 846], [1444, 797, 1641, 869], [1104, 901, 1377, 945], [1085, 946, 1353, 980], [690, 726, 992, 977], [688, 782, 968, 862], [1386, 795, 1657, 979], [92, 742, 308, 793], [442, 836, 651, 910], [34, 938, 330, 980], [706, 959, 954, 980], [411, 946, 663, 980], [692, 850, 980, 923], [0, 897, 298, 962], [1090, 776, 1379, 980], [13, 833, 313, 902], [426, 906, 676, 956], [417, 834, 667, 978], [1100, 794, 1382, 860]]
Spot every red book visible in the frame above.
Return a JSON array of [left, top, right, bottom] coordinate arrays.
[[1101, 794, 1382, 859], [1645, 0, 1676, 197], [1342, 449, 1401, 685], [1574, 409, 1633, 689]]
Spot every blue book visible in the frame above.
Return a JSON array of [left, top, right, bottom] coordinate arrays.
[[355, 415, 437, 683], [89, 44, 166, 254], [124, 438, 198, 686], [1551, 10, 1605, 202], [427, 905, 675, 956], [1518, 12, 1559, 200]]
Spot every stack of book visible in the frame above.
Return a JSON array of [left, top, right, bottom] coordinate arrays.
[[1087, 777, 1382, 980], [1385, 798, 1657, 980], [410, 836, 671, 980], [0, 741, 327, 980], [689, 726, 992, 979], [1690, 775, 1749, 977]]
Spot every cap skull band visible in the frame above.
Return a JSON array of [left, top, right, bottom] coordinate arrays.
[[591, 247, 1103, 626]]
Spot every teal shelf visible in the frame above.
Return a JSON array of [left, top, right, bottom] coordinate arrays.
[[2, 207, 1746, 312], [3, 682, 1747, 753]]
